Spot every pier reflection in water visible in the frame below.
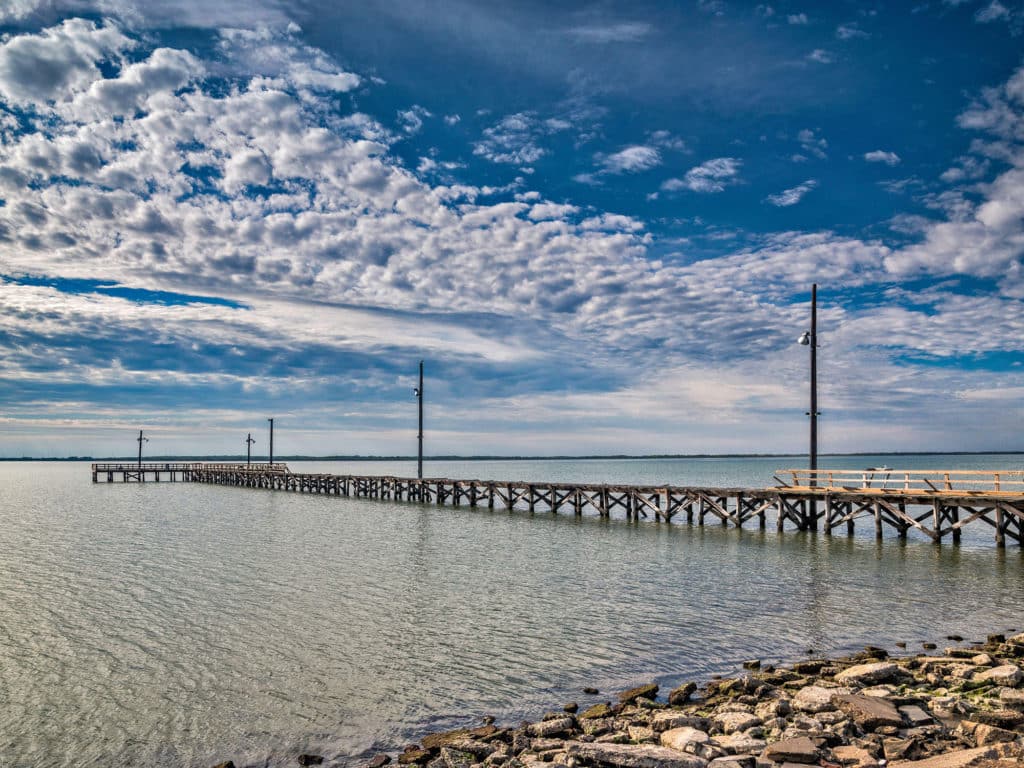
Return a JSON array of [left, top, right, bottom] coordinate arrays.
[[0, 458, 1022, 767]]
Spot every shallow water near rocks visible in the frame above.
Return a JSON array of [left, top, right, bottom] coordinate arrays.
[[0, 456, 1022, 767]]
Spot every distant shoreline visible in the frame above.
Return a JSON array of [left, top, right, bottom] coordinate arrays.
[[3, 450, 1023, 462]]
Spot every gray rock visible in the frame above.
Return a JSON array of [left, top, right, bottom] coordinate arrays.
[[709, 758, 755, 768], [972, 664, 1023, 687], [713, 712, 761, 735], [761, 736, 819, 764], [832, 694, 904, 731], [439, 748, 474, 768], [712, 733, 766, 755], [567, 742, 708, 768], [528, 717, 575, 738], [834, 662, 904, 687], [661, 727, 710, 753], [899, 705, 934, 727], [972, 723, 1018, 746], [998, 686, 1024, 710], [618, 684, 659, 704], [792, 686, 842, 714], [651, 713, 710, 733]]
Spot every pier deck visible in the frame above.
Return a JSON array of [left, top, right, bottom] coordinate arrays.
[[91, 463, 1024, 546]]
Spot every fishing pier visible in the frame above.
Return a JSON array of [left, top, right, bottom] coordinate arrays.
[[91, 463, 1024, 547]]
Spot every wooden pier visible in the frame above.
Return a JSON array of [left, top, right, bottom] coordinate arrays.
[[91, 463, 1024, 547]]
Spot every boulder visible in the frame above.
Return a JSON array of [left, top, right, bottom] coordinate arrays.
[[668, 683, 697, 705], [898, 705, 934, 727], [580, 704, 614, 720], [297, 757, 324, 767], [712, 711, 761, 734], [792, 686, 842, 714], [972, 664, 1023, 687], [832, 694, 904, 730], [711, 733, 766, 755], [438, 748, 474, 768], [999, 686, 1024, 709], [398, 749, 432, 765], [527, 717, 574, 738], [834, 662, 904, 687], [708, 758, 754, 768], [970, 709, 1024, 729], [618, 684, 659, 704], [210, 763, 236, 768], [661, 726, 710, 752], [761, 736, 819, 764], [972, 723, 1018, 746], [832, 744, 876, 768], [567, 741, 708, 768], [365, 755, 391, 768], [888, 745, 997, 768], [651, 712, 710, 733], [882, 737, 919, 761]]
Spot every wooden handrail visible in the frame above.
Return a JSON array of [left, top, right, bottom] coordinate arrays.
[[775, 468, 1024, 494]]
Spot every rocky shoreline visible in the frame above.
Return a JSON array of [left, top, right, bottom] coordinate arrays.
[[215, 631, 1024, 768]]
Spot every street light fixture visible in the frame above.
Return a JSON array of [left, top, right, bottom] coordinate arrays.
[[246, 433, 256, 467], [413, 360, 424, 480], [796, 284, 819, 529], [268, 418, 274, 466], [137, 429, 149, 469]]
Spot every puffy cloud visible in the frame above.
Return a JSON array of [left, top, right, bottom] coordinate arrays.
[[597, 145, 661, 174], [797, 128, 828, 159], [807, 49, 834, 64], [788, 13, 809, 24], [766, 179, 818, 206], [0, 18, 132, 104], [662, 157, 742, 193], [864, 150, 901, 166]]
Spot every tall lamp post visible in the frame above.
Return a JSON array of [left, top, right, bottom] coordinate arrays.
[[268, 418, 274, 466], [797, 283, 818, 529], [413, 360, 424, 479], [246, 433, 256, 466], [137, 429, 149, 469]]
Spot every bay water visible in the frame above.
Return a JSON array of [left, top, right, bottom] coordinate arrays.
[[0, 455, 1022, 767]]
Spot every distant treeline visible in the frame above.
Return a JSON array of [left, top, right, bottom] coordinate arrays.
[[3, 451, 1023, 462]]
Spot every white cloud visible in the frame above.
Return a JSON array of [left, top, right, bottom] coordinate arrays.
[[807, 49, 834, 64], [797, 128, 828, 159], [788, 13, 809, 24], [598, 145, 661, 174], [398, 105, 432, 135], [662, 157, 742, 193], [975, 1, 1011, 23], [864, 150, 901, 166], [766, 179, 818, 206], [566, 22, 652, 43], [836, 24, 869, 39], [0, 18, 133, 105]]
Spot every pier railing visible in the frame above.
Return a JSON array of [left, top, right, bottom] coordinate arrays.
[[777, 468, 1024, 495], [91, 462, 1024, 546]]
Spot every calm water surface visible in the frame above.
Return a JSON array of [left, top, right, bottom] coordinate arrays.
[[0, 456, 1022, 767]]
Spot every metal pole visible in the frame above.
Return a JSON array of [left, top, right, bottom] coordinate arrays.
[[268, 418, 274, 466], [137, 429, 144, 468], [809, 283, 818, 529], [246, 433, 255, 466], [417, 360, 424, 480]]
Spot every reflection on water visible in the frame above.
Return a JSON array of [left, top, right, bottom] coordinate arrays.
[[0, 459, 1021, 767]]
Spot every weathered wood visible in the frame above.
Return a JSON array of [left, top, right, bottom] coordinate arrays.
[[89, 463, 1024, 547]]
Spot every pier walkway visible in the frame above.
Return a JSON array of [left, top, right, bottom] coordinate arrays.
[[91, 463, 1024, 546]]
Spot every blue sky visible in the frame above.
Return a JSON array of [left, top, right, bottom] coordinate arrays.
[[0, 0, 1023, 458]]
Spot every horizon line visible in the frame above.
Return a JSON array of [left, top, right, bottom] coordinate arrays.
[[4, 450, 1024, 462]]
